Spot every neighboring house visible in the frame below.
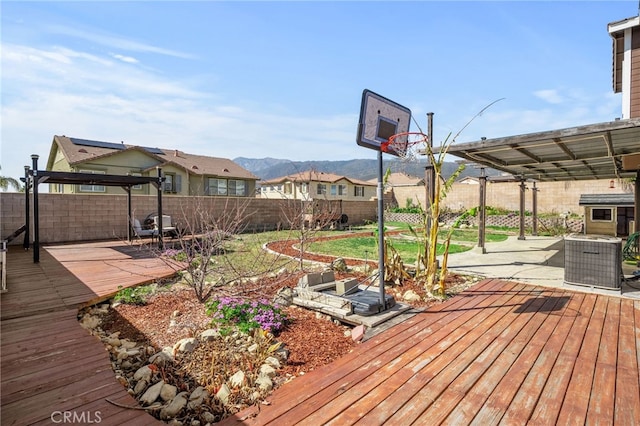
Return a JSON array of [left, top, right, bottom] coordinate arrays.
[[46, 136, 258, 196], [260, 170, 376, 201], [579, 193, 635, 237], [367, 172, 426, 209]]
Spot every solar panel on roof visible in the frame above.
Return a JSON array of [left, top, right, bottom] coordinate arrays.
[[142, 147, 164, 155], [70, 138, 125, 150]]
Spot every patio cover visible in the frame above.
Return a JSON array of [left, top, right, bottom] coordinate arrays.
[[442, 118, 640, 182], [440, 118, 640, 246]]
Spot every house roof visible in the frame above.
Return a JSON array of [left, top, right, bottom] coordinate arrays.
[[442, 118, 640, 182], [261, 170, 375, 186], [48, 135, 259, 180], [368, 172, 423, 186], [579, 193, 635, 206]]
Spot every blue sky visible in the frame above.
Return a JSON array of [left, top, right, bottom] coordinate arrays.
[[1, 1, 637, 183]]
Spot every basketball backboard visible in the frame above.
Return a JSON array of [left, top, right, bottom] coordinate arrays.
[[357, 89, 411, 157]]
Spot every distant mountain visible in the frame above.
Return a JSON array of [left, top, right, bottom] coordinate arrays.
[[234, 157, 496, 181]]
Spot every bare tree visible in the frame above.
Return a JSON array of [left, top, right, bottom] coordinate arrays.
[[160, 197, 286, 302]]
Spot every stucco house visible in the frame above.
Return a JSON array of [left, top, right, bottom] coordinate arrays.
[[46, 135, 258, 196], [260, 170, 376, 201]]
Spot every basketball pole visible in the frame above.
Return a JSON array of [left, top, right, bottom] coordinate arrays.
[[377, 149, 386, 309]]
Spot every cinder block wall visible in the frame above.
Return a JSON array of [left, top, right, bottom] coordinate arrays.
[[0, 193, 378, 245], [391, 179, 634, 215]]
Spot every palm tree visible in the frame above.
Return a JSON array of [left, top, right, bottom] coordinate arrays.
[[0, 165, 22, 192]]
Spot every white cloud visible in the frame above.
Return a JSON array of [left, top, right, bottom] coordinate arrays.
[[534, 89, 564, 104], [111, 53, 139, 64]]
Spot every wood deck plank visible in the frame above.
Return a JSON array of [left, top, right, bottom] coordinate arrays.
[[244, 280, 518, 424], [1, 243, 167, 426], [300, 282, 532, 425], [614, 298, 640, 425], [386, 288, 555, 425], [553, 295, 608, 425]]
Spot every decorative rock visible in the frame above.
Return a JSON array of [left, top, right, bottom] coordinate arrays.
[[149, 348, 174, 366], [172, 310, 182, 317], [120, 360, 133, 370], [403, 289, 422, 302], [273, 287, 294, 307], [187, 386, 209, 409], [120, 340, 137, 349], [259, 364, 276, 378], [160, 383, 178, 402], [167, 419, 183, 426], [173, 338, 199, 355], [255, 374, 273, 391], [247, 343, 259, 354], [228, 370, 246, 388], [134, 365, 153, 382], [106, 337, 121, 347], [264, 356, 281, 369], [199, 329, 221, 342], [201, 412, 216, 423], [79, 315, 100, 330], [140, 380, 164, 405], [115, 375, 128, 386], [134, 379, 148, 395], [216, 383, 231, 405]]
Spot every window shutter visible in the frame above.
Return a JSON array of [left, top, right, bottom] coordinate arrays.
[[204, 178, 210, 196], [175, 175, 182, 193]]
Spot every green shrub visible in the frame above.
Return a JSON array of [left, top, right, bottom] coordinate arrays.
[[113, 285, 153, 305]]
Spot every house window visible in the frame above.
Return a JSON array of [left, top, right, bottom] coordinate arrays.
[[354, 186, 365, 197], [300, 183, 308, 194], [131, 172, 142, 190], [79, 169, 106, 193], [284, 183, 293, 194], [164, 174, 175, 192], [592, 208, 612, 221], [317, 184, 326, 195], [331, 184, 347, 196], [228, 179, 246, 196], [208, 178, 227, 195]]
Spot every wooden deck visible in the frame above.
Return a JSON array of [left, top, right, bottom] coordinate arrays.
[[2, 240, 640, 425], [1, 241, 175, 425], [223, 279, 640, 425]]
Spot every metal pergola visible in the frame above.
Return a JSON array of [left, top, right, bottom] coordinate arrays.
[[23, 155, 168, 263], [440, 118, 640, 250]]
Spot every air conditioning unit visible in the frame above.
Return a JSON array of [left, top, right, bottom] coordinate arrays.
[[564, 233, 622, 291]]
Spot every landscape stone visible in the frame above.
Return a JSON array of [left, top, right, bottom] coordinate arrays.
[[228, 370, 246, 388], [264, 356, 281, 369], [216, 383, 231, 405], [173, 338, 198, 354], [199, 329, 221, 342], [134, 365, 153, 382], [160, 383, 178, 401], [255, 374, 273, 391], [403, 289, 422, 302], [187, 386, 209, 409], [259, 364, 276, 378], [134, 379, 148, 395], [160, 391, 187, 419], [140, 380, 164, 405]]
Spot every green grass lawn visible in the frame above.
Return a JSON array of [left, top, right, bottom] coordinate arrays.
[[307, 235, 471, 265]]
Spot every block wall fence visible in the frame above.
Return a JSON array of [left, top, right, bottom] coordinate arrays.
[[0, 193, 378, 246], [392, 179, 634, 214]]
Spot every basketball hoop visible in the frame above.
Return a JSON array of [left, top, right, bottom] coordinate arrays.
[[380, 131, 429, 162]]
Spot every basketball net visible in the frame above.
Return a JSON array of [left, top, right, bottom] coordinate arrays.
[[380, 131, 429, 163]]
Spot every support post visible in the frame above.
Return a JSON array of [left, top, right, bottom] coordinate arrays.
[[377, 150, 386, 309], [518, 178, 526, 241], [425, 112, 435, 232], [476, 167, 487, 253], [126, 187, 132, 242], [532, 181, 539, 236], [157, 167, 164, 251], [31, 155, 40, 263], [23, 165, 30, 251]]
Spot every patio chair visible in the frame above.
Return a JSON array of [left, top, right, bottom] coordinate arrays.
[[132, 218, 158, 241], [152, 215, 178, 238]]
